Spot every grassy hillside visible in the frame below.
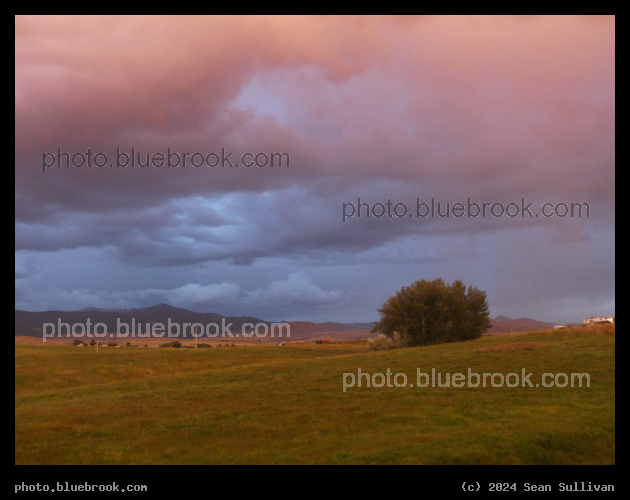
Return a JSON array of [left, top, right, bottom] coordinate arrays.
[[15, 324, 614, 464]]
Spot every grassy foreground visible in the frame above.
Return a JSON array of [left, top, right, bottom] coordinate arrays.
[[15, 325, 614, 464]]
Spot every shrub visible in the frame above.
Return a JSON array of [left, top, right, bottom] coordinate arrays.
[[367, 331, 407, 351], [367, 333, 392, 351], [159, 341, 182, 348]]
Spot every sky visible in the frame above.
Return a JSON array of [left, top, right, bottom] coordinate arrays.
[[15, 15, 615, 324]]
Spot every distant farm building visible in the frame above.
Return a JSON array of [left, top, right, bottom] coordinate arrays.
[[553, 325, 567, 330], [584, 315, 615, 325]]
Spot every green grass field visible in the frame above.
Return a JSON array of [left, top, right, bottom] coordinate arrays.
[[15, 325, 615, 464]]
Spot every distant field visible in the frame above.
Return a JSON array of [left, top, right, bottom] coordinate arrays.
[[15, 327, 372, 346], [15, 324, 614, 464]]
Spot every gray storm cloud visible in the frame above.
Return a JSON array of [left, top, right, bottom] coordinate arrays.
[[15, 16, 614, 323]]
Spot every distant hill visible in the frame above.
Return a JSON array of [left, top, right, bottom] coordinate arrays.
[[348, 322, 377, 330], [15, 304, 376, 342], [16, 305, 558, 341], [285, 321, 373, 335], [282, 321, 375, 341], [15, 304, 268, 339], [486, 315, 557, 333]]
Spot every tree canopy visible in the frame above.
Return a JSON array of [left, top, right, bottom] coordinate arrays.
[[372, 278, 491, 346]]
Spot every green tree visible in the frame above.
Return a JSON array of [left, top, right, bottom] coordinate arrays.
[[372, 278, 491, 347]]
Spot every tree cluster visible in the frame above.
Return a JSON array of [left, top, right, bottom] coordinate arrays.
[[372, 278, 491, 347]]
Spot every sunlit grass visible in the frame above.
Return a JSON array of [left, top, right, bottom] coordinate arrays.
[[15, 324, 614, 464]]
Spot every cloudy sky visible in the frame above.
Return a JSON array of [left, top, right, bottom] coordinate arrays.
[[15, 15, 614, 324]]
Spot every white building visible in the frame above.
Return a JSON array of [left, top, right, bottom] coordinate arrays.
[[584, 316, 615, 325]]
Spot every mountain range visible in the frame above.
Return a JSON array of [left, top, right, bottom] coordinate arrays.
[[14, 303, 266, 339], [485, 315, 558, 333], [14, 304, 562, 339]]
